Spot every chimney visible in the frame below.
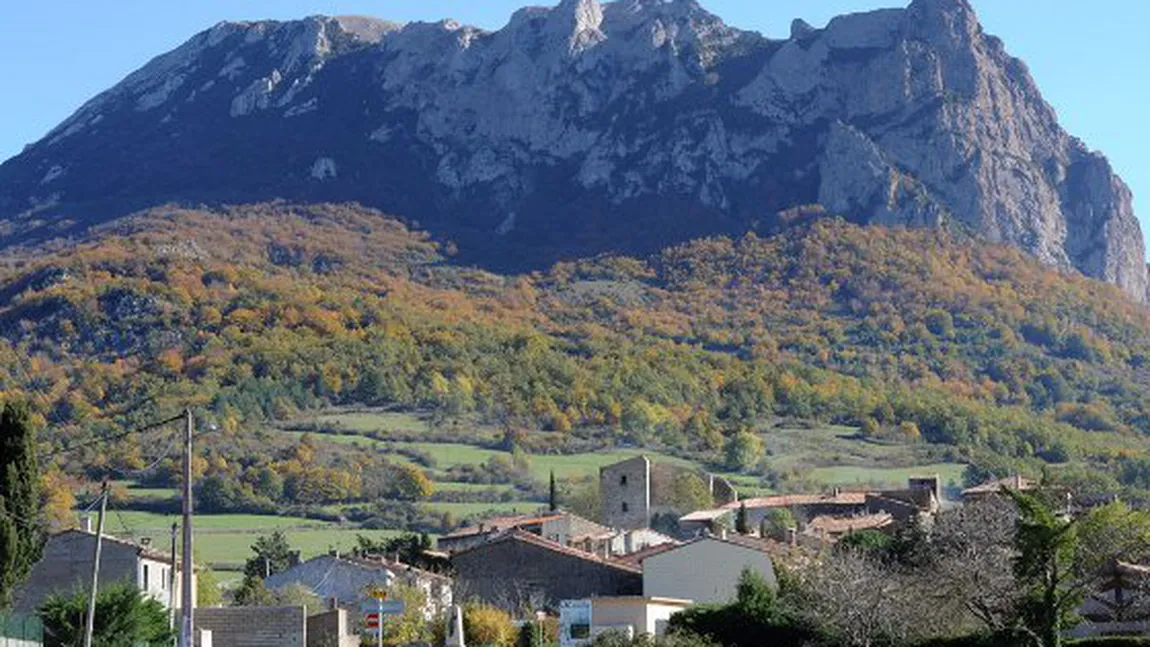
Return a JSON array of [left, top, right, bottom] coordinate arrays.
[[786, 528, 798, 547], [1015, 474, 1024, 490], [479, 523, 486, 533], [328, 596, 339, 611], [82, 515, 93, 533], [832, 487, 841, 497], [719, 528, 728, 540]]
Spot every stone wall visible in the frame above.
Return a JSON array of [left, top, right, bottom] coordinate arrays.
[[600, 456, 650, 530], [195, 606, 306, 647]]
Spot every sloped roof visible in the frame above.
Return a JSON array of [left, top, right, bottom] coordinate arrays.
[[645, 533, 788, 563], [805, 513, 894, 536], [723, 492, 869, 509], [452, 529, 642, 574], [679, 508, 732, 522], [440, 512, 562, 540], [54, 529, 173, 563], [610, 541, 681, 567], [961, 476, 1037, 496]]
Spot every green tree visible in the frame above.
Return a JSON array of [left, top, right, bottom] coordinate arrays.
[[39, 582, 174, 647], [1009, 491, 1080, 647], [724, 431, 764, 473], [759, 508, 795, 541], [0, 402, 43, 608], [549, 471, 558, 512], [197, 566, 223, 607], [243, 530, 295, 579], [735, 503, 750, 535]]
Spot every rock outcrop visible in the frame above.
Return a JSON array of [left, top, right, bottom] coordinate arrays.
[[1, 0, 1144, 299]]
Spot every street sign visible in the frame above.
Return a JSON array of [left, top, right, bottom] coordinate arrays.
[[380, 600, 406, 615]]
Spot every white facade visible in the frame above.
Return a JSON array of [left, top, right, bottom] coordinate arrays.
[[642, 537, 776, 605], [560, 597, 690, 647]]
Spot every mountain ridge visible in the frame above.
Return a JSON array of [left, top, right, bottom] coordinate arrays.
[[0, 0, 1145, 300]]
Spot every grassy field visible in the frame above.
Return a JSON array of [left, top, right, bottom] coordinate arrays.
[[294, 411, 430, 434], [808, 462, 967, 489], [422, 501, 543, 517], [193, 528, 409, 569], [100, 510, 407, 571]]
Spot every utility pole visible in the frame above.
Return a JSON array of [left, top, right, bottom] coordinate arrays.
[[84, 482, 109, 647], [169, 522, 178, 634], [180, 408, 195, 647]]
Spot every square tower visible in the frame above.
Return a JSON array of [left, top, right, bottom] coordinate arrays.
[[600, 456, 651, 530]]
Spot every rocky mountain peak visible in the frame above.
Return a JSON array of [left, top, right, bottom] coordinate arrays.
[[0, 0, 1144, 301]]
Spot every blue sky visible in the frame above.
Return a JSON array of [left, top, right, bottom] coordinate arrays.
[[1, 1, 1147, 230]]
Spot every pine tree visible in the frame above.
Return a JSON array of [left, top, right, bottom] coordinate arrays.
[[0, 402, 44, 609]]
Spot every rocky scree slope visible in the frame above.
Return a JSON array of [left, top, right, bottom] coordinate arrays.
[[0, 0, 1144, 300]]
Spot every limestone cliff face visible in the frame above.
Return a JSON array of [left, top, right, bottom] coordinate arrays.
[[1, 0, 1144, 299]]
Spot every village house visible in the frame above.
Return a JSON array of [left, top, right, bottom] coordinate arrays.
[[451, 530, 643, 609], [640, 533, 781, 605], [558, 597, 692, 647], [437, 511, 612, 555], [13, 526, 192, 614], [264, 552, 452, 620], [437, 509, 674, 558], [961, 475, 1038, 503]]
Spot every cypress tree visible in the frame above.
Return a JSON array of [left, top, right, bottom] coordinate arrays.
[[735, 502, 750, 535], [548, 471, 558, 512], [0, 402, 44, 608]]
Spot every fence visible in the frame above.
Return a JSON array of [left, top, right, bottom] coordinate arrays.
[[0, 612, 43, 647]]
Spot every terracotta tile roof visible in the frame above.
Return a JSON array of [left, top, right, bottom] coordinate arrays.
[[723, 492, 869, 509], [679, 508, 732, 522], [961, 476, 1037, 496], [610, 541, 681, 567], [441, 512, 561, 540], [646, 533, 789, 561], [805, 513, 893, 536], [452, 529, 642, 574]]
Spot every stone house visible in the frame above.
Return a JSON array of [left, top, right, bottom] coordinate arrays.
[[961, 475, 1038, 503], [599, 456, 738, 532], [13, 528, 191, 614], [264, 553, 452, 620], [451, 530, 642, 610], [640, 534, 780, 605]]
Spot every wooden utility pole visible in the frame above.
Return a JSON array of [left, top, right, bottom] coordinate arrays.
[[180, 408, 195, 647], [84, 482, 109, 647]]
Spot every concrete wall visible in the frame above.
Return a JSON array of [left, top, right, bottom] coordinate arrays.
[[643, 539, 776, 605], [195, 606, 306, 647], [306, 609, 358, 647], [601, 457, 651, 530], [591, 599, 688, 636], [453, 537, 642, 609]]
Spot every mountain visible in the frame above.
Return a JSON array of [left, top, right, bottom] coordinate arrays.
[[6, 202, 1150, 491], [0, 0, 1145, 300]]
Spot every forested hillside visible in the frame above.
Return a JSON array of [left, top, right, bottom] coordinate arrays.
[[4, 202, 1150, 498]]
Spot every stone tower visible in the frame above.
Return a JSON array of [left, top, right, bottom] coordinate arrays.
[[600, 456, 651, 530]]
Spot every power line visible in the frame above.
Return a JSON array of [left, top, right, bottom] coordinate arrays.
[[40, 413, 185, 462]]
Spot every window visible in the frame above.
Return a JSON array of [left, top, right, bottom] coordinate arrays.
[[142, 564, 150, 587], [620, 475, 628, 486], [622, 502, 629, 513]]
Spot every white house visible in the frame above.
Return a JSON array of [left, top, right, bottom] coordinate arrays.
[[13, 527, 191, 614], [559, 597, 691, 647], [640, 534, 778, 605]]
